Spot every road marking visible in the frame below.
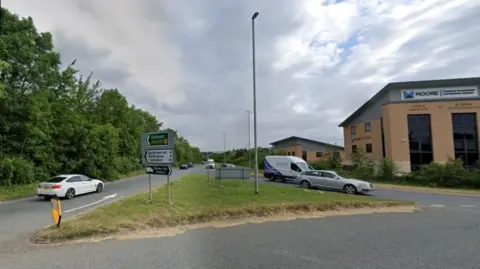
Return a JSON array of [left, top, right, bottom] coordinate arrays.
[[429, 204, 445, 208], [64, 193, 118, 213], [459, 205, 476, 208]]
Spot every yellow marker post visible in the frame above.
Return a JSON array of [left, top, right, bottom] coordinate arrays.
[[50, 196, 62, 227]]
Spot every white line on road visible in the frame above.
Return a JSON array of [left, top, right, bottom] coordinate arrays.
[[459, 205, 476, 208], [429, 204, 446, 208], [64, 193, 118, 213]]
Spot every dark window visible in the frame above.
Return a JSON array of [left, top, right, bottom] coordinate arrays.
[[321, 172, 336, 178], [352, 145, 357, 153], [291, 163, 301, 172], [351, 125, 356, 135], [47, 176, 67, 183], [333, 151, 340, 158], [316, 152, 323, 158], [302, 151, 307, 160], [365, 122, 371, 133], [366, 143, 372, 153], [452, 113, 479, 167], [291, 151, 295, 156], [287, 152, 291, 156], [408, 114, 433, 171], [380, 117, 386, 158], [66, 176, 81, 183]]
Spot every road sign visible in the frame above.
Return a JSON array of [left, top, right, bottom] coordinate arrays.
[[144, 149, 174, 165], [146, 166, 172, 175], [141, 131, 175, 167]]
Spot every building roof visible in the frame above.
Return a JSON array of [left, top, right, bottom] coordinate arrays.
[[270, 136, 344, 150], [338, 77, 480, 127]]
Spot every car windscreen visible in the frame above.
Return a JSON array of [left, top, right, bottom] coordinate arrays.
[[296, 162, 310, 171], [46, 176, 67, 183]]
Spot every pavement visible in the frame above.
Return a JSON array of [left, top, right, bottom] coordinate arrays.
[[2, 171, 480, 268]]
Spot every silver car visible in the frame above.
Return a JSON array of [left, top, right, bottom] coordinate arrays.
[[294, 170, 374, 194]]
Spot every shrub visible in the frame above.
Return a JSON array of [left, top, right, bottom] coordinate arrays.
[[376, 158, 398, 180], [0, 157, 35, 186]]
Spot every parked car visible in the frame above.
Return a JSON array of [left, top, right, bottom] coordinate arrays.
[[37, 174, 104, 200], [294, 170, 374, 195], [222, 163, 236, 168], [180, 163, 189, 170], [187, 162, 194, 168]]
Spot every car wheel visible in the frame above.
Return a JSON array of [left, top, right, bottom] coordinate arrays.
[[343, 184, 357, 195], [65, 188, 76, 199], [96, 183, 104, 193], [268, 175, 275, 181], [300, 180, 311, 189]]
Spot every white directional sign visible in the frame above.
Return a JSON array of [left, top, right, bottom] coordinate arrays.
[[144, 149, 174, 165]]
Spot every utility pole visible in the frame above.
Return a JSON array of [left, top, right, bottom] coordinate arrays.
[[251, 12, 259, 195]]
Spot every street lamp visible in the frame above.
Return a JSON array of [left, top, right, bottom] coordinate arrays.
[[246, 110, 251, 171], [251, 11, 259, 195], [223, 131, 227, 164]]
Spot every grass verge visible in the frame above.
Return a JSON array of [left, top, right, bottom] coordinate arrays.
[[373, 182, 480, 196], [35, 174, 412, 244], [0, 169, 146, 202]]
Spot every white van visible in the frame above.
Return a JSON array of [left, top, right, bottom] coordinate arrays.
[[205, 159, 215, 169], [263, 156, 313, 182]]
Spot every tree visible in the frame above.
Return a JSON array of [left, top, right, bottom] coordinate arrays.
[[0, 7, 201, 185]]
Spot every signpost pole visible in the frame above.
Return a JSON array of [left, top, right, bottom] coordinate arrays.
[[148, 174, 152, 201], [167, 174, 173, 206]]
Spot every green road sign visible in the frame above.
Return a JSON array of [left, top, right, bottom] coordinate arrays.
[[147, 132, 169, 146]]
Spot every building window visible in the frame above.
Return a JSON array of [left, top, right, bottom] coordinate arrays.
[[452, 113, 479, 168], [365, 122, 371, 133], [316, 152, 323, 158], [408, 114, 433, 171], [287, 152, 291, 156], [302, 151, 307, 160], [333, 151, 340, 158], [352, 145, 357, 153], [366, 143, 372, 153], [351, 125, 356, 135], [291, 151, 295, 156]]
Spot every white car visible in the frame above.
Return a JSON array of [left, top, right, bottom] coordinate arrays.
[[294, 170, 374, 194], [37, 174, 104, 200]]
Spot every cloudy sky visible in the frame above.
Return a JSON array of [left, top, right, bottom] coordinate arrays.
[[4, 0, 480, 151]]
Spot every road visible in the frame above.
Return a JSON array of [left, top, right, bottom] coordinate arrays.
[[2, 173, 480, 268], [0, 166, 202, 250]]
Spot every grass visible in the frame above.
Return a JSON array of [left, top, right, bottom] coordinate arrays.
[[0, 169, 146, 202], [35, 174, 412, 243], [372, 181, 480, 196]]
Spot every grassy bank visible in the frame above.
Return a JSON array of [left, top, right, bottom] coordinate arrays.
[[35, 174, 412, 243], [0, 169, 146, 202]]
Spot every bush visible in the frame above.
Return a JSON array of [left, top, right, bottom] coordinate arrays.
[[0, 157, 35, 186], [376, 158, 399, 180]]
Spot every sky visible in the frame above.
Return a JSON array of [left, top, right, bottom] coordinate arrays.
[[4, 0, 480, 151]]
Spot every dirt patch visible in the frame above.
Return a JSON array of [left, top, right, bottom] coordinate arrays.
[[37, 205, 418, 246]]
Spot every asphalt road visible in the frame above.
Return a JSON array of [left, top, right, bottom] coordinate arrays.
[[2, 172, 480, 268], [0, 166, 202, 249], [2, 206, 480, 269]]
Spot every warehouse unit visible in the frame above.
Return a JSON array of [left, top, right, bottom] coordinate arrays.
[[270, 136, 345, 163], [339, 77, 480, 173]]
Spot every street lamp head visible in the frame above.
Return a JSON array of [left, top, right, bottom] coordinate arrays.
[[251, 12, 259, 20]]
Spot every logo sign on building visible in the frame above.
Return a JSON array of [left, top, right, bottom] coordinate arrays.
[[400, 86, 479, 101], [141, 131, 175, 167]]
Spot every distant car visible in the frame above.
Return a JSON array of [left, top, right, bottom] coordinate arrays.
[[294, 170, 374, 195], [205, 159, 215, 169], [37, 174, 104, 200], [187, 162, 194, 168], [180, 164, 189, 170], [222, 163, 236, 168]]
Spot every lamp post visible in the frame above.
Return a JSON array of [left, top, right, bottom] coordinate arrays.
[[246, 110, 251, 171], [223, 131, 227, 164], [251, 12, 259, 195]]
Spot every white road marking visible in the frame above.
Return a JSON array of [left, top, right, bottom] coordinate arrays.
[[64, 193, 118, 213], [459, 205, 476, 208], [429, 204, 446, 208]]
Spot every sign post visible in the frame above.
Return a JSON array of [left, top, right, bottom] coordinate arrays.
[[141, 131, 175, 205]]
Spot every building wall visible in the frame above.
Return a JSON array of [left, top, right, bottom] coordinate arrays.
[[343, 119, 383, 164], [383, 100, 480, 172], [272, 140, 346, 163]]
